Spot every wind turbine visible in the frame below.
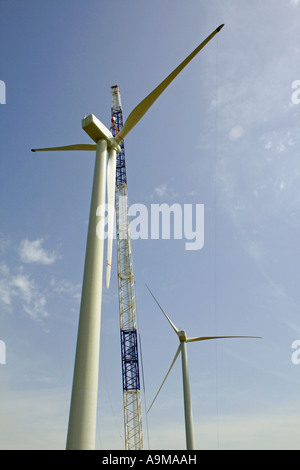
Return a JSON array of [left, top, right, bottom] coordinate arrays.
[[146, 286, 261, 450], [31, 24, 225, 450]]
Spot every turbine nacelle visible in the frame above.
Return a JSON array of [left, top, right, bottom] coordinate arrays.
[[82, 114, 121, 153]]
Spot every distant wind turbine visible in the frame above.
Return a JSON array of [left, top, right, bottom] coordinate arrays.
[[31, 24, 225, 450], [146, 285, 261, 450]]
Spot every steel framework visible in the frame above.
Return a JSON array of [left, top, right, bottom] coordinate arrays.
[[111, 85, 143, 450]]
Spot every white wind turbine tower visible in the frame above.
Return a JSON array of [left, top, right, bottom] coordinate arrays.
[[146, 286, 261, 450], [31, 24, 225, 450]]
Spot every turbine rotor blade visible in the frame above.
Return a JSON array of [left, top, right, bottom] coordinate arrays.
[[147, 345, 181, 413], [186, 335, 262, 343], [31, 144, 97, 152], [146, 285, 179, 334], [106, 148, 117, 289], [116, 24, 224, 144]]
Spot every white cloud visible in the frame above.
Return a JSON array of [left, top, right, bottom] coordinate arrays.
[[150, 184, 177, 201], [261, 129, 297, 154], [228, 125, 244, 142], [0, 237, 81, 322], [18, 238, 60, 265], [50, 277, 81, 302], [291, 0, 300, 5], [11, 273, 35, 304], [0, 263, 48, 321]]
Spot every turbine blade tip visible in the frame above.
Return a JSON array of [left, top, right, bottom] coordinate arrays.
[[31, 149, 36, 152], [217, 24, 225, 32], [106, 267, 111, 289]]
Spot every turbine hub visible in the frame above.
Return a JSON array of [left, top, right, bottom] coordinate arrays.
[[178, 330, 187, 342]]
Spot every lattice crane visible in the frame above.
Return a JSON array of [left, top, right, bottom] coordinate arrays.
[[110, 85, 143, 450]]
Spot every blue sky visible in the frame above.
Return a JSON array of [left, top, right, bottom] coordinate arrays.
[[1, 0, 300, 450]]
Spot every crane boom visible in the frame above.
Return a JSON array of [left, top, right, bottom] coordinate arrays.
[[111, 85, 143, 450]]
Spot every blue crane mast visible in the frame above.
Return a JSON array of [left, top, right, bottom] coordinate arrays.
[[110, 85, 143, 450]]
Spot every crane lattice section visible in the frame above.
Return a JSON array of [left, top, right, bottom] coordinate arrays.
[[111, 85, 143, 450]]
